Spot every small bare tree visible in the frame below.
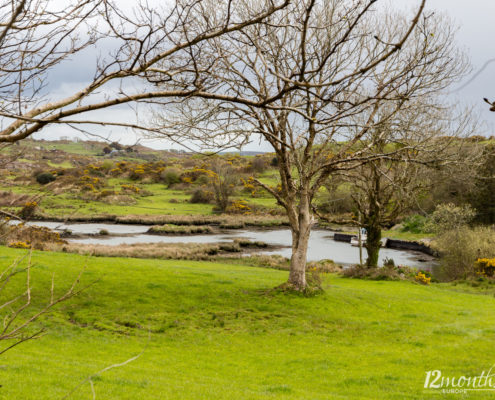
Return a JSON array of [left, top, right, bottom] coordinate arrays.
[[0, 252, 86, 356], [153, 0, 471, 290], [208, 159, 238, 213]]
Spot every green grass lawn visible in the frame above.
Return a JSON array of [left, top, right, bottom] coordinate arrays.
[[0, 247, 494, 399], [47, 160, 74, 169], [40, 193, 214, 216]]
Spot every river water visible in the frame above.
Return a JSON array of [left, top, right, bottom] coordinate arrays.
[[24, 221, 435, 268]]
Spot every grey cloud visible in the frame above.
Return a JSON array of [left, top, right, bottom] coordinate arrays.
[[37, 0, 495, 149]]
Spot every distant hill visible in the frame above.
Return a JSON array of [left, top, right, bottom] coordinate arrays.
[[221, 151, 267, 156]]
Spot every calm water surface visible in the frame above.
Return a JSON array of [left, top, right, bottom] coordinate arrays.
[[25, 221, 435, 268]]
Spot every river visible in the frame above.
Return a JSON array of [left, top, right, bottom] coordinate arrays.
[[23, 221, 436, 268]]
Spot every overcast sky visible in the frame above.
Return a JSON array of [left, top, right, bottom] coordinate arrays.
[[33, 0, 495, 151]]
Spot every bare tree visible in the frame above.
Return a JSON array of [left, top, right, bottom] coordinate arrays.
[[329, 104, 478, 268], [207, 158, 239, 213], [0, 0, 290, 143], [153, 0, 473, 290]]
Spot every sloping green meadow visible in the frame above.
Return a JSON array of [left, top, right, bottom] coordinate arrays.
[[0, 247, 494, 399]]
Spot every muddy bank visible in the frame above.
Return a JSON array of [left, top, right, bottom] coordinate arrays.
[[43, 241, 342, 273], [32, 213, 290, 228], [147, 224, 215, 235], [47, 239, 283, 261]]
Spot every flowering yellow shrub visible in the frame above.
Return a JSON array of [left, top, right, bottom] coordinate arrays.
[[226, 200, 251, 214], [241, 177, 255, 190], [121, 184, 140, 194], [19, 201, 38, 219], [8, 241, 31, 249], [79, 174, 104, 190], [415, 271, 431, 285], [475, 258, 495, 277], [193, 167, 217, 179], [110, 168, 122, 175]]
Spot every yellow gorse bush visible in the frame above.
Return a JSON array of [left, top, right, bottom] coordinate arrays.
[[475, 258, 495, 277], [121, 184, 140, 193], [415, 271, 431, 285], [8, 241, 31, 249], [477, 258, 495, 267], [227, 200, 251, 214]]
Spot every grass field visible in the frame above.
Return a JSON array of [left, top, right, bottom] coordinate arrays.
[[0, 174, 281, 216], [0, 180, 217, 216], [0, 247, 494, 399]]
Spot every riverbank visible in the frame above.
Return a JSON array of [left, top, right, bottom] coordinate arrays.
[[46, 241, 341, 273], [32, 212, 290, 228], [48, 239, 289, 262]]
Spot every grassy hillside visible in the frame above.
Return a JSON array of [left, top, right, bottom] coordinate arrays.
[[0, 247, 494, 399], [0, 142, 282, 217]]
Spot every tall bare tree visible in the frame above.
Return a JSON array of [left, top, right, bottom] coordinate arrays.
[[153, 0, 474, 290], [0, 0, 291, 143]]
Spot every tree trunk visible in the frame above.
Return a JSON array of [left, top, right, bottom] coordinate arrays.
[[287, 193, 312, 290], [364, 215, 382, 268], [364, 166, 382, 268]]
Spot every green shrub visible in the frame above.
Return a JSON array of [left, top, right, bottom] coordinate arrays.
[[100, 160, 114, 172], [36, 172, 56, 185], [161, 169, 181, 187], [401, 214, 430, 234], [425, 203, 476, 234], [190, 189, 212, 204], [195, 174, 209, 185]]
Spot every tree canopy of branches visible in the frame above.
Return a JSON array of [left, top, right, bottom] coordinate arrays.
[[153, 0, 476, 290], [0, 0, 290, 144]]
